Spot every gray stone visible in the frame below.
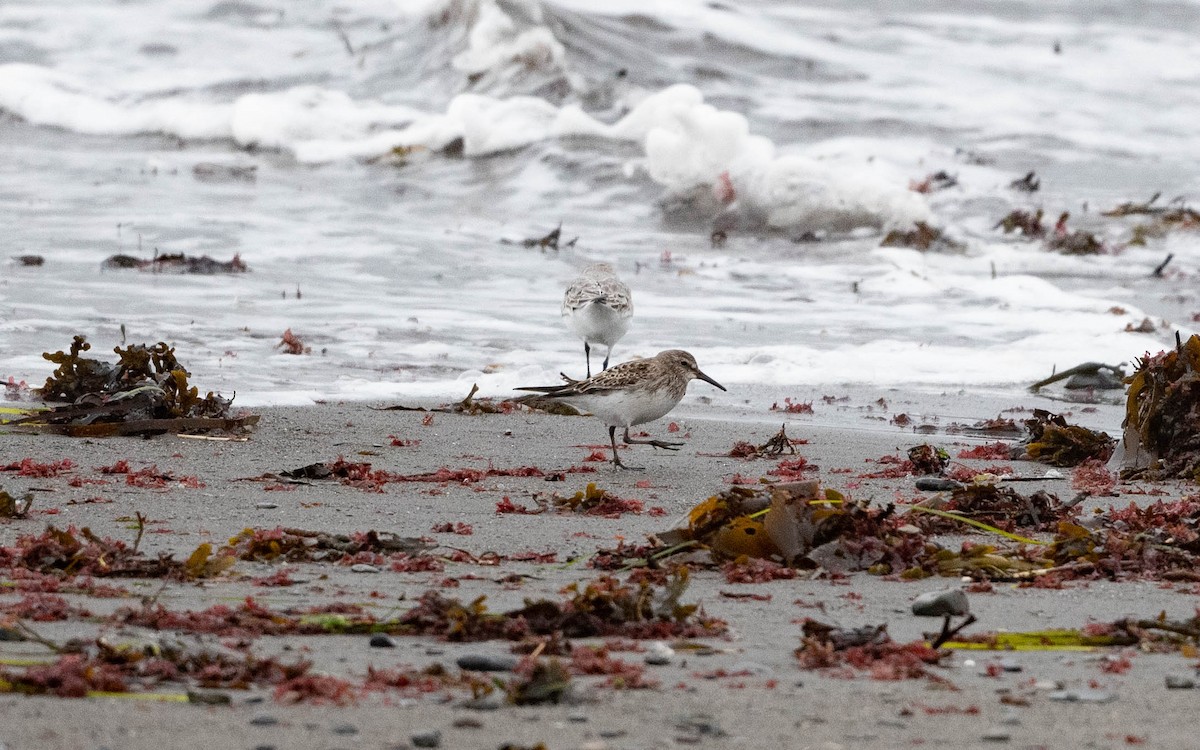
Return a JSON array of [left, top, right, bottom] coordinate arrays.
[[981, 727, 1011, 742], [456, 653, 519, 672], [249, 715, 279, 726], [999, 658, 1022, 672], [369, 634, 397, 648], [1166, 674, 1195, 689], [911, 588, 970, 617], [914, 477, 962, 491], [331, 723, 358, 736], [411, 730, 441, 748], [350, 563, 380, 573]]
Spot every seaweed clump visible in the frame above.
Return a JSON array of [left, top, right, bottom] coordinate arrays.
[[1122, 334, 1200, 480], [1023, 409, 1115, 467], [16, 335, 253, 436]]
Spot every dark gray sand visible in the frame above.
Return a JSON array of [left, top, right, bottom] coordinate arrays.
[[2, 396, 1197, 750]]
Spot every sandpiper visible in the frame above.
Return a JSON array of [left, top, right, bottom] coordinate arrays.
[[562, 263, 633, 378], [516, 349, 726, 469]]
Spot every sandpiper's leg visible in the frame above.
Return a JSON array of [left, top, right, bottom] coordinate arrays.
[[584, 342, 592, 378], [602, 346, 611, 371], [623, 427, 683, 451], [609, 426, 643, 470]]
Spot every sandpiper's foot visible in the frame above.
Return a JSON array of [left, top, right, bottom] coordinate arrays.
[[622, 428, 683, 451]]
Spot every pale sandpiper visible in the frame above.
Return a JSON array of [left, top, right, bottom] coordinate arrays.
[[562, 263, 633, 378], [517, 349, 725, 469]]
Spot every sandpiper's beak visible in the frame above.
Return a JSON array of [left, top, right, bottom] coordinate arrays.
[[695, 369, 726, 391]]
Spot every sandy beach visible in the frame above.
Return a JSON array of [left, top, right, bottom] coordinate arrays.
[[2, 392, 1198, 750]]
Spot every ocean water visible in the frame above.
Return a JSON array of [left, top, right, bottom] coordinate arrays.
[[1, 0, 1197, 414]]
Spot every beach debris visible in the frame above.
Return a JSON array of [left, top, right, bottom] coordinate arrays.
[[11, 335, 254, 437], [262, 457, 562, 493], [1029, 362, 1125, 392], [907, 444, 950, 475], [727, 423, 796, 458], [1121, 333, 1200, 480], [0, 524, 221, 580], [376, 383, 529, 415], [0, 624, 470, 703], [637, 480, 927, 573], [101, 252, 248, 273], [275, 328, 310, 355], [1022, 409, 1115, 467], [908, 171, 958, 193], [506, 483, 653, 517], [192, 162, 256, 182], [502, 223, 577, 252], [1009, 171, 1040, 193], [0, 487, 34, 518], [225, 527, 432, 563], [942, 629, 1121, 651], [915, 484, 1070, 533], [506, 658, 572, 705], [1103, 192, 1200, 246], [397, 571, 724, 641], [1117, 194, 1200, 246], [994, 208, 1045, 238], [14, 254, 44, 266], [1046, 212, 1104, 255], [880, 221, 963, 251], [795, 618, 951, 683]]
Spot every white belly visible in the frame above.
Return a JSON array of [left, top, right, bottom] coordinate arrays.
[[566, 302, 630, 347], [566, 387, 680, 428]]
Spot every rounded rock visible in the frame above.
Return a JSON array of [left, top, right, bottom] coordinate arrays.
[[456, 654, 519, 672], [911, 588, 970, 617], [411, 730, 442, 748]]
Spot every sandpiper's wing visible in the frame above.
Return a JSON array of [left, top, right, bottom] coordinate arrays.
[[516, 357, 654, 398]]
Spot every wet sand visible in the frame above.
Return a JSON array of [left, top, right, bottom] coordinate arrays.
[[1, 395, 1197, 750]]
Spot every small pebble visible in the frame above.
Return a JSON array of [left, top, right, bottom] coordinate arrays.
[[981, 728, 1011, 742], [911, 589, 970, 617], [568, 713, 589, 723], [598, 729, 627, 738], [249, 715, 279, 727], [255, 501, 278, 510], [1165, 674, 1195, 689], [350, 563, 380, 573], [411, 729, 441, 748], [914, 477, 962, 491], [456, 654, 518, 672], [369, 634, 397, 648], [425, 647, 445, 656], [1048, 688, 1115, 703], [331, 723, 358, 736], [253, 745, 276, 750], [999, 658, 1022, 673], [452, 717, 483, 729]]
